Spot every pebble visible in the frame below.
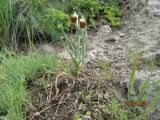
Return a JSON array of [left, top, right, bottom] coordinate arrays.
[[119, 32, 126, 37], [104, 92, 109, 99], [87, 52, 96, 60]]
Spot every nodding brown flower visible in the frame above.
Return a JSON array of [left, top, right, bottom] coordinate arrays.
[[80, 18, 87, 29], [70, 12, 78, 24]]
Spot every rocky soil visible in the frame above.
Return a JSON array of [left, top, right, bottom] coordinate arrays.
[[39, 0, 160, 119]]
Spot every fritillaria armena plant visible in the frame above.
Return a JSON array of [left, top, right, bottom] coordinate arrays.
[[62, 12, 88, 75]]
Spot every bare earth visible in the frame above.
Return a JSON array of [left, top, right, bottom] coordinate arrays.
[[38, 0, 160, 119]]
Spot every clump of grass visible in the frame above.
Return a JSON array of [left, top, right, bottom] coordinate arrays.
[[127, 50, 160, 119], [0, 0, 13, 49], [99, 60, 111, 79], [128, 50, 141, 100], [105, 98, 130, 120], [0, 52, 60, 120]]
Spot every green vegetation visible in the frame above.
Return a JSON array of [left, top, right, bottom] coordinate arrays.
[[74, 112, 82, 120], [0, 52, 60, 120], [99, 60, 111, 79], [105, 98, 129, 120], [68, 0, 101, 27], [104, 4, 123, 27], [63, 13, 87, 75], [66, 0, 123, 27], [0, 0, 159, 120], [127, 51, 160, 119], [0, 0, 15, 49], [128, 51, 141, 100], [17, 0, 71, 42], [70, 0, 100, 18], [72, 50, 160, 120], [36, 8, 71, 41], [0, 0, 123, 48]]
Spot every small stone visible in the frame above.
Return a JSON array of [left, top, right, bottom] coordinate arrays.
[[97, 25, 112, 36], [87, 52, 96, 60], [34, 112, 40, 116], [115, 64, 123, 70], [154, 12, 160, 17], [116, 46, 123, 50], [83, 115, 91, 119], [115, 40, 120, 44], [119, 32, 126, 37], [120, 79, 129, 88], [104, 92, 109, 99], [98, 52, 104, 57], [115, 90, 122, 99]]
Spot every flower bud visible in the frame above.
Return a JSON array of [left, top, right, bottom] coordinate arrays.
[[70, 12, 78, 24], [80, 18, 87, 29]]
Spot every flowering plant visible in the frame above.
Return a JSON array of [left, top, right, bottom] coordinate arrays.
[[62, 12, 87, 75]]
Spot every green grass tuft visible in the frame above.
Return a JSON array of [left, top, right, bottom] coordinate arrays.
[[0, 52, 60, 120]]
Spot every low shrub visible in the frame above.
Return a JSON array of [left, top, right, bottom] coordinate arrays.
[[70, 0, 101, 18], [104, 4, 123, 27], [36, 8, 71, 41], [16, 0, 71, 42]]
